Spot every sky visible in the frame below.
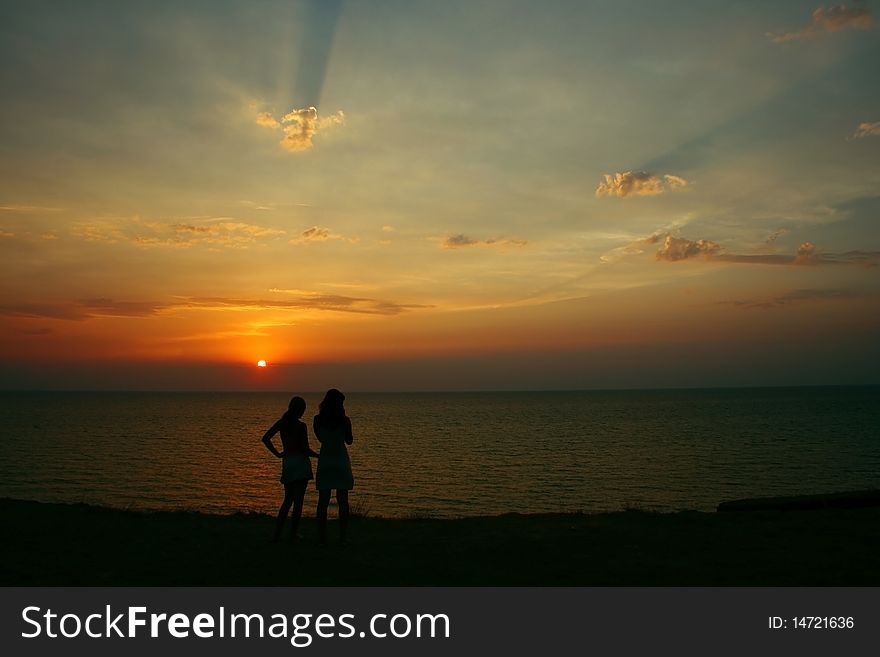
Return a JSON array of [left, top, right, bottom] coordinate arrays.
[[0, 0, 878, 391]]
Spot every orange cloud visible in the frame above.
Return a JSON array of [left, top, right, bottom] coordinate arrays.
[[768, 4, 872, 43], [655, 235, 721, 261], [595, 171, 689, 198], [71, 218, 285, 248], [654, 235, 879, 267], [604, 231, 879, 267], [256, 106, 345, 152], [851, 121, 880, 139], [255, 112, 280, 128]]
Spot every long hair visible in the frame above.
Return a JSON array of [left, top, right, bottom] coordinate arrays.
[[316, 388, 346, 427], [282, 396, 306, 424]]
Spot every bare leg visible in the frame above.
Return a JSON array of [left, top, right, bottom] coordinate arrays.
[[289, 480, 308, 541], [317, 489, 331, 546], [273, 484, 296, 542], [336, 489, 350, 544]]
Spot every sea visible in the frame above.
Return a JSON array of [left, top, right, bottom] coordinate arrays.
[[0, 387, 877, 518]]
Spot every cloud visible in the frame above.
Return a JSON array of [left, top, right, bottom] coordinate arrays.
[[290, 225, 353, 244], [183, 294, 430, 316], [0, 292, 430, 323], [78, 298, 167, 317], [595, 171, 689, 198], [765, 228, 790, 245], [768, 4, 873, 43], [256, 106, 345, 152], [0, 205, 64, 213], [0, 299, 167, 321], [71, 218, 285, 248], [663, 174, 689, 189], [725, 289, 858, 310], [19, 327, 54, 336], [239, 200, 276, 211], [607, 231, 880, 267], [444, 234, 478, 248], [254, 112, 280, 128], [0, 302, 88, 321], [655, 235, 721, 261], [598, 232, 666, 263], [793, 241, 820, 265], [171, 221, 284, 239], [851, 121, 880, 139], [442, 234, 528, 250]]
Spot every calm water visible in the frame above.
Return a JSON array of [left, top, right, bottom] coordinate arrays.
[[0, 388, 877, 518]]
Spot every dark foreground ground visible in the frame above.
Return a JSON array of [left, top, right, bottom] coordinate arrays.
[[1, 497, 878, 585]]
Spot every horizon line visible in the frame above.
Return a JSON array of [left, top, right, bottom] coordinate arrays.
[[1, 383, 876, 395]]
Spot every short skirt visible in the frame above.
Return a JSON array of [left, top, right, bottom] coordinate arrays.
[[315, 458, 354, 491], [280, 454, 314, 483]]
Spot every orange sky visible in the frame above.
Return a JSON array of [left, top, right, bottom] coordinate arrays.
[[1, 1, 878, 390]]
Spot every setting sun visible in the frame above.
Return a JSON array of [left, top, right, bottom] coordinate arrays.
[[257, 360, 267, 368]]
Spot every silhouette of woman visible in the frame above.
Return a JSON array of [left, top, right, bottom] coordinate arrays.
[[313, 388, 354, 545], [262, 396, 319, 542]]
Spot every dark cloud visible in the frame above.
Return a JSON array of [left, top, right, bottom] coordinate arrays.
[[0, 302, 87, 321], [19, 327, 54, 336], [79, 298, 167, 317], [0, 292, 429, 323], [290, 226, 350, 244], [442, 234, 527, 250], [0, 299, 167, 321], [182, 295, 430, 316], [650, 234, 880, 267], [725, 288, 859, 310], [765, 228, 790, 245]]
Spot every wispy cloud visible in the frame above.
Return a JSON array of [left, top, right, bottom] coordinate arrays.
[[595, 171, 689, 198], [256, 106, 345, 152], [182, 295, 430, 316], [0, 302, 87, 321], [605, 232, 880, 267], [768, 4, 873, 43], [0, 205, 64, 213], [725, 289, 858, 309], [71, 218, 285, 248], [239, 200, 276, 211], [255, 112, 280, 128], [0, 291, 431, 322], [442, 234, 528, 250], [0, 298, 168, 321], [850, 121, 880, 139], [599, 232, 665, 263], [79, 298, 167, 317]]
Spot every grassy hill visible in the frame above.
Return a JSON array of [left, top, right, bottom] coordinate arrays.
[[2, 497, 878, 585]]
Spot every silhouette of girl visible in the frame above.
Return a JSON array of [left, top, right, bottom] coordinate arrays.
[[262, 396, 318, 542], [313, 388, 354, 545]]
